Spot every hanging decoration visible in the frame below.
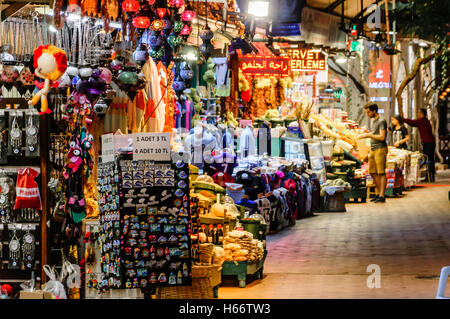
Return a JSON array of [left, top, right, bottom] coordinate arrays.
[[199, 1, 214, 58], [28, 45, 68, 114]]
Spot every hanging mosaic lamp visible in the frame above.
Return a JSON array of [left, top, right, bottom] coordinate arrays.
[[118, 71, 139, 86], [173, 75, 186, 92], [169, 0, 184, 8], [148, 0, 156, 5], [122, 0, 140, 13], [173, 20, 184, 33], [181, 4, 196, 22], [149, 32, 164, 47], [151, 19, 166, 32], [180, 24, 192, 36], [200, 42, 214, 56], [180, 63, 193, 80], [133, 44, 148, 63], [132, 15, 151, 29], [199, 24, 214, 41]]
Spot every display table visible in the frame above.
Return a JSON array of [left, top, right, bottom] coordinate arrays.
[[221, 250, 267, 288]]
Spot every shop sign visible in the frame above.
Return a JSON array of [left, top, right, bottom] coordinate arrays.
[[239, 55, 291, 77], [133, 133, 171, 161], [101, 133, 115, 163], [286, 48, 327, 71]]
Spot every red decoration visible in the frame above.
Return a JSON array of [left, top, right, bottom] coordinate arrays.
[[181, 9, 196, 21], [148, 0, 156, 4], [350, 29, 357, 36], [180, 24, 192, 36], [122, 0, 140, 13], [239, 55, 291, 77], [157, 8, 167, 18], [169, 0, 184, 7], [133, 16, 151, 28], [14, 168, 42, 210], [1, 284, 13, 296]]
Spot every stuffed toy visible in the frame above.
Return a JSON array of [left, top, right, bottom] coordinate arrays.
[[28, 45, 68, 114], [80, 127, 94, 176]]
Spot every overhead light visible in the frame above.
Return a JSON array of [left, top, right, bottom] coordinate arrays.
[[66, 13, 81, 21], [371, 30, 380, 34], [248, 0, 270, 18], [419, 41, 429, 48], [95, 20, 122, 29], [310, 47, 322, 53], [49, 25, 58, 33], [336, 56, 347, 64]]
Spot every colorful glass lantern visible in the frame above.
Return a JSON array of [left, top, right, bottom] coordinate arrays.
[[157, 8, 167, 18], [151, 19, 166, 32], [181, 8, 196, 22], [132, 15, 151, 29], [148, 0, 156, 4], [180, 24, 192, 36], [169, 0, 184, 7], [122, 0, 140, 13]]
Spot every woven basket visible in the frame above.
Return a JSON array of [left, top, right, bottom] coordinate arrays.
[[199, 243, 214, 264], [192, 264, 221, 278], [155, 278, 213, 299]]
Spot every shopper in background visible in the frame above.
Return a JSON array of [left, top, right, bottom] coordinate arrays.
[[402, 108, 436, 182], [390, 115, 409, 149], [358, 103, 388, 203]]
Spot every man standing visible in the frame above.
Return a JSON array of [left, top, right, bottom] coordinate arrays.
[[358, 103, 388, 203], [402, 108, 436, 182]]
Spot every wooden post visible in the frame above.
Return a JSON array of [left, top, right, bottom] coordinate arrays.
[[40, 114, 48, 283]]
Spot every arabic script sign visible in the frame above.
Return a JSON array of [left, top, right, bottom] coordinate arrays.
[[239, 55, 291, 77]]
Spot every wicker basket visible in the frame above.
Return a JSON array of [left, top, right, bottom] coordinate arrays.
[[155, 278, 213, 299], [199, 243, 214, 264]]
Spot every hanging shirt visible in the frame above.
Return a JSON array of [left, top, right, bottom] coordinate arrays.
[[211, 152, 238, 176], [239, 126, 256, 158]]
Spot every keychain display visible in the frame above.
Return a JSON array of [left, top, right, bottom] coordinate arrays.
[[0, 170, 16, 223], [97, 160, 122, 289], [96, 153, 192, 289], [25, 112, 39, 156]]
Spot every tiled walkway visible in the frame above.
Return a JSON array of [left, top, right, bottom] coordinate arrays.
[[219, 173, 450, 299]]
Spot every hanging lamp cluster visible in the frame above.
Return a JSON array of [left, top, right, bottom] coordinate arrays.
[[122, 0, 197, 67]]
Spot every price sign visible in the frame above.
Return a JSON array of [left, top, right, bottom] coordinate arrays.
[[133, 133, 171, 161], [101, 133, 115, 163]]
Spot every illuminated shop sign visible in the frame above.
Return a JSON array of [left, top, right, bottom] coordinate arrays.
[[239, 55, 291, 77], [286, 49, 327, 71]]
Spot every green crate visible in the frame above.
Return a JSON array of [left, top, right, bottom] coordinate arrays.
[[241, 219, 260, 239], [221, 250, 268, 288]]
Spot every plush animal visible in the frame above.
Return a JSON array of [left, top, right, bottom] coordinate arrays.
[[28, 45, 68, 114]]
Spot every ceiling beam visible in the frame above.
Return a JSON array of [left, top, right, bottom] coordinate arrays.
[[326, 0, 345, 12], [1, 2, 29, 20]]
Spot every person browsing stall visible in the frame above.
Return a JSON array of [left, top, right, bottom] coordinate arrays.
[[390, 115, 409, 149], [358, 103, 388, 203], [402, 108, 436, 182]]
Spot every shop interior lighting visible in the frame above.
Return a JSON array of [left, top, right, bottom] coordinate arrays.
[[248, 0, 270, 18], [446, 88, 450, 92], [419, 41, 429, 48], [95, 20, 122, 29], [48, 25, 58, 33], [336, 55, 347, 64]]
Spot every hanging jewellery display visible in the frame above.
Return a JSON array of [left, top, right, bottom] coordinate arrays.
[[26, 115, 38, 153], [10, 115, 22, 155], [22, 227, 35, 270], [0, 169, 15, 223], [9, 228, 20, 268]]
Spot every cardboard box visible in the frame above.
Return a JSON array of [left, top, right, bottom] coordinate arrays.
[[19, 290, 54, 299]]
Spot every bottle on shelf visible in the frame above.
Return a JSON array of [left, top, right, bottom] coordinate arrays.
[[217, 224, 224, 245], [199, 224, 207, 243], [207, 224, 214, 243]]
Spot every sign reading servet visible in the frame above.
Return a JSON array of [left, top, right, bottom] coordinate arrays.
[[101, 133, 115, 163], [133, 133, 171, 161]]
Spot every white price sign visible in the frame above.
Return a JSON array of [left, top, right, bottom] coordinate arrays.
[[101, 133, 115, 163], [133, 133, 171, 161]]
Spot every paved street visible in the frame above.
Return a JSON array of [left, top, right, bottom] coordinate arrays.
[[219, 172, 450, 299]]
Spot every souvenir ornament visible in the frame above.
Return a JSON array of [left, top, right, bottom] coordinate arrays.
[[66, 65, 79, 77], [180, 64, 193, 80], [19, 67, 35, 86], [173, 21, 184, 33], [10, 116, 22, 155], [149, 34, 164, 48], [169, 0, 184, 7], [26, 116, 38, 152], [98, 67, 113, 84], [133, 44, 148, 64], [28, 45, 68, 114], [79, 66, 94, 78], [199, 25, 214, 41], [22, 229, 35, 269], [180, 24, 192, 36], [14, 168, 42, 210], [118, 71, 139, 86], [133, 15, 151, 29], [181, 6, 196, 21], [93, 97, 109, 115], [9, 230, 20, 267]]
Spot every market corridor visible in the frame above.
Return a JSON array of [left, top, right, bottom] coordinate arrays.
[[219, 172, 450, 299]]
